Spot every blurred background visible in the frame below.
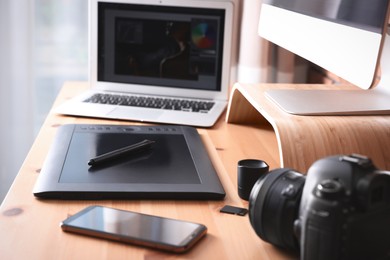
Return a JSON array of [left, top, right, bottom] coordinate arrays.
[[0, 0, 320, 203], [0, 0, 88, 202]]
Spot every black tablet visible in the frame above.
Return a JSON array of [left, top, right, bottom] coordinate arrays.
[[33, 124, 225, 200]]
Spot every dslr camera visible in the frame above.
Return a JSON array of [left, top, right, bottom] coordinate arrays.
[[248, 154, 390, 260]]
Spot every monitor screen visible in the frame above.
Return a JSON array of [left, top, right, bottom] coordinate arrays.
[[258, 0, 390, 115]]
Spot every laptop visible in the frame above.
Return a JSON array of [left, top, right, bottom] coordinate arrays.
[[55, 0, 236, 127]]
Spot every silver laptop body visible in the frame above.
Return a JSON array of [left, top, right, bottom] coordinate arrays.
[[55, 0, 235, 127]]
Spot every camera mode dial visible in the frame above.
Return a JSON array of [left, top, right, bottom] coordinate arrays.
[[315, 179, 344, 200]]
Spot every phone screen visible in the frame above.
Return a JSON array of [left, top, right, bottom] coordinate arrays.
[[61, 206, 207, 253]]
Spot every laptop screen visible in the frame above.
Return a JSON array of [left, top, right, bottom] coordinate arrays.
[[97, 3, 225, 91]]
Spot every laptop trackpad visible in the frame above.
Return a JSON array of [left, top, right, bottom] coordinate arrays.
[[107, 107, 164, 120]]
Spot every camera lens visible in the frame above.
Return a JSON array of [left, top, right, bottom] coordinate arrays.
[[248, 168, 305, 251]]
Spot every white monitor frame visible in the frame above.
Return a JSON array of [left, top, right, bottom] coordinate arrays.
[[258, 1, 390, 115]]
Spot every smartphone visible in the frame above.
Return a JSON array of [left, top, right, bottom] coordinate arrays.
[[60, 205, 207, 253]]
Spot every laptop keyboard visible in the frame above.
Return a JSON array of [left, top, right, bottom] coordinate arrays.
[[84, 93, 215, 113]]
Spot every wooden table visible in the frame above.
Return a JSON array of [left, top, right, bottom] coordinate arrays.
[[0, 82, 294, 260]]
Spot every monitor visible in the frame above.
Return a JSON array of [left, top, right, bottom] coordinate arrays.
[[258, 0, 390, 115]]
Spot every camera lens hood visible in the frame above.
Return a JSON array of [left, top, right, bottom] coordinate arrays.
[[248, 168, 305, 251]]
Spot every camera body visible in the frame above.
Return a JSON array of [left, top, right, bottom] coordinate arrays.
[[248, 154, 390, 260]]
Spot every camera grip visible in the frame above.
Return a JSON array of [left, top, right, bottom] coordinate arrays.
[[301, 217, 342, 260], [300, 179, 345, 260]]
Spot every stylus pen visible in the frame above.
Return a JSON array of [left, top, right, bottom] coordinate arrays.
[[88, 139, 155, 166]]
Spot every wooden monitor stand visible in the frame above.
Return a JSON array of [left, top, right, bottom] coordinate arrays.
[[226, 83, 390, 173]]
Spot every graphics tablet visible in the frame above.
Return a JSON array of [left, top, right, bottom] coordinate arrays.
[[33, 124, 225, 200]]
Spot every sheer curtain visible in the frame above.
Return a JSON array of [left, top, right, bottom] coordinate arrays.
[[0, 1, 34, 201], [0, 0, 88, 202]]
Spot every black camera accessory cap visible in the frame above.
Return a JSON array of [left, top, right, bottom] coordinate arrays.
[[220, 205, 248, 216], [248, 168, 305, 251], [237, 159, 269, 200]]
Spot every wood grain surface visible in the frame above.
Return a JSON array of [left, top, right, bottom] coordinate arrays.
[[226, 83, 390, 173], [0, 82, 296, 260]]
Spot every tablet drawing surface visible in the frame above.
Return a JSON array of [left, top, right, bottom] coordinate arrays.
[[33, 124, 225, 200]]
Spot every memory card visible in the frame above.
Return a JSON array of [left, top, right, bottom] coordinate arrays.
[[220, 205, 248, 216]]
